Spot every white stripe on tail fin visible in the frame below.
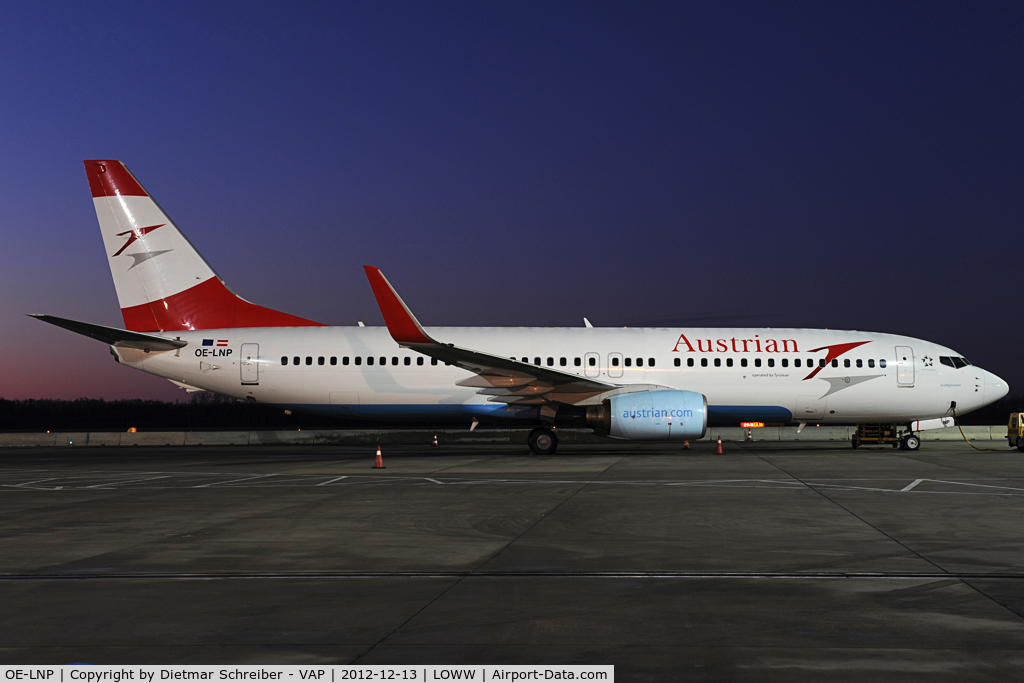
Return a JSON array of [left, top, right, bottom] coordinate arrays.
[[85, 160, 324, 332]]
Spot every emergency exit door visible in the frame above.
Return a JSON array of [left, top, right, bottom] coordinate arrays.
[[895, 345, 914, 386], [241, 343, 259, 384]]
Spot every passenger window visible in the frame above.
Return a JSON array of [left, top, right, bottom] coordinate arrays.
[[367, 356, 374, 366], [544, 357, 552, 366], [649, 358, 655, 367], [392, 357, 398, 365], [868, 359, 875, 368], [741, 358, 748, 368], [330, 357, 337, 365], [818, 359, 826, 368], [781, 359, 788, 367], [625, 358, 632, 367], [843, 359, 849, 368], [343, 357, 350, 366], [305, 356, 312, 366], [431, 358, 438, 365], [880, 359, 887, 368], [404, 357, 411, 366], [767, 358, 774, 368], [794, 358, 801, 368], [687, 358, 694, 367], [674, 358, 680, 367], [574, 358, 581, 367], [754, 358, 761, 368], [700, 358, 708, 367], [636, 358, 643, 367], [417, 357, 424, 366], [612, 357, 620, 367], [589, 357, 596, 366], [714, 358, 721, 367], [856, 359, 863, 368], [293, 356, 300, 365], [534, 357, 541, 365], [560, 357, 567, 366], [355, 357, 362, 366], [281, 356, 288, 366], [380, 356, 386, 365], [318, 356, 325, 366], [521, 357, 528, 363], [726, 358, 734, 367], [808, 358, 814, 367]]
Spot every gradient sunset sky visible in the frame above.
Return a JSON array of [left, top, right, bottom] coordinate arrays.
[[1, 1, 1021, 401]]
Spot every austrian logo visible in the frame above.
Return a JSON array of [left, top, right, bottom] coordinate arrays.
[[670, 333, 871, 381], [112, 224, 165, 256]]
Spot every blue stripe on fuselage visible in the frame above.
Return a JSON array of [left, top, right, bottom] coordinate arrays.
[[267, 403, 793, 425]]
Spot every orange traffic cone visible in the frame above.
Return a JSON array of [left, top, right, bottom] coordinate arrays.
[[747, 428, 753, 441], [716, 435, 724, 454], [432, 433, 439, 447], [372, 444, 385, 469], [683, 440, 690, 450]]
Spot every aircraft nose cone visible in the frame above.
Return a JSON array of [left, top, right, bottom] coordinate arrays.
[[985, 371, 1009, 402]]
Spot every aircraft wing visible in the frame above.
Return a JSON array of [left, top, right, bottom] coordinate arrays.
[[28, 314, 188, 351], [363, 267, 617, 406]]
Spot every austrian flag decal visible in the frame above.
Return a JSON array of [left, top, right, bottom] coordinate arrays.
[[201, 339, 230, 347]]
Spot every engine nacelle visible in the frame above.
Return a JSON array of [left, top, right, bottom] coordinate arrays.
[[586, 389, 708, 441]]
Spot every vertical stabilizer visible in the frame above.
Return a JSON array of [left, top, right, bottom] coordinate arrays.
[[84, 160, 324, 332]]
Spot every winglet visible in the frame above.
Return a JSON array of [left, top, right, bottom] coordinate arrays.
[[363, 266, 435, 345]]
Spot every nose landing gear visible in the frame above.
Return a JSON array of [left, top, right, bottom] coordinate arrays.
[[528, 427, 558, 455], [900, 433, 921, 451]]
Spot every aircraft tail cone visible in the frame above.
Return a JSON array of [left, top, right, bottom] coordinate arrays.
[[373, 444, 385, 469], [716, 435, 724, 455], [432, 433, 439, 447]]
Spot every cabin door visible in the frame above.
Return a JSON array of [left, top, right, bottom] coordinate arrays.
[[241, 343, 259, 384], [895, 345, 915, 386]]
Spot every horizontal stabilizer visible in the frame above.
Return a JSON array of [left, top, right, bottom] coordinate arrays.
[[28, 314, 187, 351]]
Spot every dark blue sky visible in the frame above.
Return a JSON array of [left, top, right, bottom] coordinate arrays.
[[2, 1, 1021, 400]]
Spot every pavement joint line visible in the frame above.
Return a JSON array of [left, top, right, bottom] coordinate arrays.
[[756, 453, 953, 577], [2, 571, 1024, 581], [902, 479, 925, 492]]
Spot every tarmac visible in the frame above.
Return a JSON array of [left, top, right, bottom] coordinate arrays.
[[2, 440, 1023, 681]]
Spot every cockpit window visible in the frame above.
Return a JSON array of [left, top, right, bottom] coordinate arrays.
[[958, 357, 971, 367], [942, 356, 970, 369], [940, 356, 955, 368]]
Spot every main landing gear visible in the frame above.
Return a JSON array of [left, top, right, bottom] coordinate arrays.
[[528, 427, 558, 455]]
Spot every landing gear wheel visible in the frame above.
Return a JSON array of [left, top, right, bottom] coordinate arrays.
[[528, 428, 558, 455], [902, 434, 921, 451]]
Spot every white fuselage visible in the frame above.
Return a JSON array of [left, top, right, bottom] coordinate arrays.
[[117, 325, 1006, 426]]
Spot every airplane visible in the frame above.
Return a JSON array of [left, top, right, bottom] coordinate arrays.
[[31, 160, 1010, 454]]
